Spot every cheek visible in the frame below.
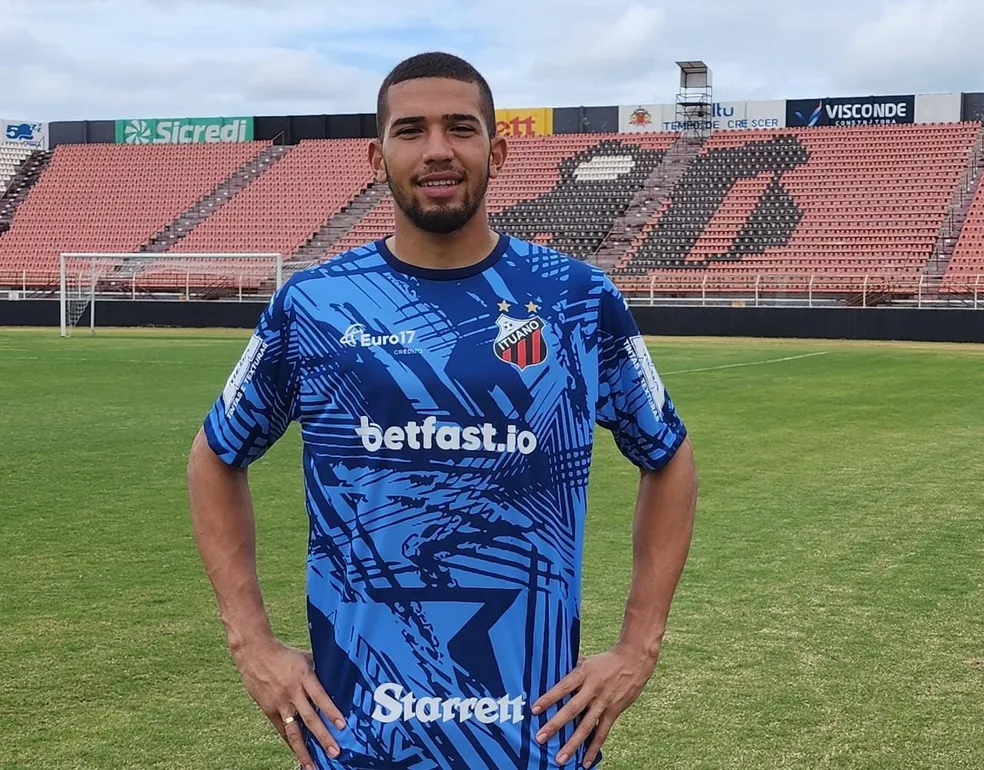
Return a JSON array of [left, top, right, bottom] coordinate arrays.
[[382, 149, 413, 180], [463, 152, 491, 181]]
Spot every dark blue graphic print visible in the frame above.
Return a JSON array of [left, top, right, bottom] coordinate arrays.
[[203, 235, 687, 769]]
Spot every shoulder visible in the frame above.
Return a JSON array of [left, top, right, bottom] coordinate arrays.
[[500, 235, 613, 295], [277, 241, 387, 298]]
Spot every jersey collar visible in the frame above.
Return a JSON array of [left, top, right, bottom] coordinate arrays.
[[375, 232, 509, 281]]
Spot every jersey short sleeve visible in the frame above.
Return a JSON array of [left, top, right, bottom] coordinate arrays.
[[203, 284, 300, 467], [595, 276, 687, 471]]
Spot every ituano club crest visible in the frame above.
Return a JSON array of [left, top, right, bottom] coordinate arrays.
[[494, 300, 547, 371], [629, 107, 652, 127]]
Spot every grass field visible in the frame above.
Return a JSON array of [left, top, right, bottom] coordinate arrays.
[[2, 327, 983, 770]]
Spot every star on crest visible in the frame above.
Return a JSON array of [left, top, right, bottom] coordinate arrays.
[[526, 301, 539, 313], [497, 300, 511, 313]]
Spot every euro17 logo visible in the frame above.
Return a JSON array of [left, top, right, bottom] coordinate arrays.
[[493, 300, 547, 371]]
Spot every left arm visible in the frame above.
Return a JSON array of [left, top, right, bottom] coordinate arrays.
[[617, 436, 697, 663], [532, 439, 697, 767], [535, 277, 698, 766]]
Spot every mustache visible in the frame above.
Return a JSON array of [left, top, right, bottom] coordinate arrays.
[[411, 168, 465, 183]]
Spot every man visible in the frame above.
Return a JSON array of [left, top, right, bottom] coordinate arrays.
[[187, 51, 697, 770]]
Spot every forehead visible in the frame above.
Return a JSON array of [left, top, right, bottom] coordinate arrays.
[[384, 77, 485, 124]]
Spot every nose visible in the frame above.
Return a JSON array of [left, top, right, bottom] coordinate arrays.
[[421, 128, 454, 164]]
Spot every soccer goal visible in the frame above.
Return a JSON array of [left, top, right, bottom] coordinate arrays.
[[59, 252, 283, 337]]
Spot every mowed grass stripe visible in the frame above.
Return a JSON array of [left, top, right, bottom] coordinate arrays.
[[1, 329, 982, 770]]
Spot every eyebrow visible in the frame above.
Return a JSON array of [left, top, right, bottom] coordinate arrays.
[[389, 113, 482, 131]]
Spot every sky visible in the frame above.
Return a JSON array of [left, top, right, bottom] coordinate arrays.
[[1, 0, 983, 122]]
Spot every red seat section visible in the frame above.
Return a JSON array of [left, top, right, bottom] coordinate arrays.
[[0, 142, 269, 286], [329, 133, 678, 260], [613, 123, 980, 296], [942, 167, 984, 294], [171, 139, 372, 259], [2, 125, 982, 299]]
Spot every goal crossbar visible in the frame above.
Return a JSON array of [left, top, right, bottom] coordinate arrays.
[[59, 252, 283, 337]]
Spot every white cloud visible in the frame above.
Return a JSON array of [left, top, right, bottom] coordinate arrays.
[[0, 0, 982, 122], [836, 0, 984, 95]]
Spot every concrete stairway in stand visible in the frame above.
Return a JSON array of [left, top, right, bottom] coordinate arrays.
[[291, 181, 388, 265], [591, 135, 702, 271], [921, 123, 984, 296], [139, 144, 293, 253]]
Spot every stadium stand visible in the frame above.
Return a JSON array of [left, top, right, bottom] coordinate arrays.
[[611, 123, 981, 296], [0, 143, 33, 192], [2, 122, 983, 304], [0, 149, 50, 236], [0, 142, 270, 287], [170, 139, 373, 259], [327, 133, 678, 261]]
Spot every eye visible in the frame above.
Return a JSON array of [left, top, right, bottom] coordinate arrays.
[[396, 127, 421, 137], [451, 125, 477, 134]]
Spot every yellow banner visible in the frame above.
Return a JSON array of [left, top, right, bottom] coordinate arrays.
[[495, 108, 553, 137]]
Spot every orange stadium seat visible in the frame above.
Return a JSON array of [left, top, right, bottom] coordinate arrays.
[[170, 139, 374, 262], [0, 142, 270, 287], [1, 122, 982, 301], [612, 123, 981, 296], [329, 133, 678, 261]]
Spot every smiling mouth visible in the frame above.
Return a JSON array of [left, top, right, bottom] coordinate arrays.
[[417, 179, 461, 188]]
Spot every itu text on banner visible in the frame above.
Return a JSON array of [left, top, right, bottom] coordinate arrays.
[[786, 95, 915, 127], [494, 108, 553, 137], [662, 102, 785, 132], [114, 117, 254, 144], [619, 102, 785, 133]]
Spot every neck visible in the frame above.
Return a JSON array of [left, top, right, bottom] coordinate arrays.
[[387, 206, 499, 271]]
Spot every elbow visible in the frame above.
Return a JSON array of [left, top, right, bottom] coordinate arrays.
[[188, 428, 211, 475]]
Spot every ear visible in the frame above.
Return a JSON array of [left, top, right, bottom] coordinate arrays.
[[368, 138, 387, 183], [488, 134, 508, 179]]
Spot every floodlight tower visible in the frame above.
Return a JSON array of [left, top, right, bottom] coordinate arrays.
[[675, 61, 714, 141]]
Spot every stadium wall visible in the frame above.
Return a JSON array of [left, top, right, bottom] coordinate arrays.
[[553, 106, 620, 134], [962, 93, 984, 122], [914, 93, 962, 123], [5, 302, 984, 343], [49, 120, 116, 148], [44, 90, 978, 148]]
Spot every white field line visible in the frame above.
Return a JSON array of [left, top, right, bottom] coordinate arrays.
[[662, 351, 829, 375]]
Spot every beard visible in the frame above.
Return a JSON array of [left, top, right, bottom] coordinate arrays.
[[388, 166, 490, 235]]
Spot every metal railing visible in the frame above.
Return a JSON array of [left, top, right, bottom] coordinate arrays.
[[0, 263, 279, 303], [618, 272, 984, 309], [4, 267, 984, 309]]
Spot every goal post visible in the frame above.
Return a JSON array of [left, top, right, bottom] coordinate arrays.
[[59, 252, 283, 337]]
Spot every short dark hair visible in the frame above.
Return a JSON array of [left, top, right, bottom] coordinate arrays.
[[376, 52, 496, 139]]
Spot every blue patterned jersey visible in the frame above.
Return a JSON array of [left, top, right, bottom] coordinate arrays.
[[203, 234, 687, 770]]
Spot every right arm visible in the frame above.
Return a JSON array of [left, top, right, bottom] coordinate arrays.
[[187, 428, 346, 770], [187, 428, 274, 659], [187, 284, 345, 769]]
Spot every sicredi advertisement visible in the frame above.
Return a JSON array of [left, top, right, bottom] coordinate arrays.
[[115, 116, 254, 144]]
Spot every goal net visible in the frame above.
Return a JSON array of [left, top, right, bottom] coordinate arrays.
[[59, 252, 283, 337]]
